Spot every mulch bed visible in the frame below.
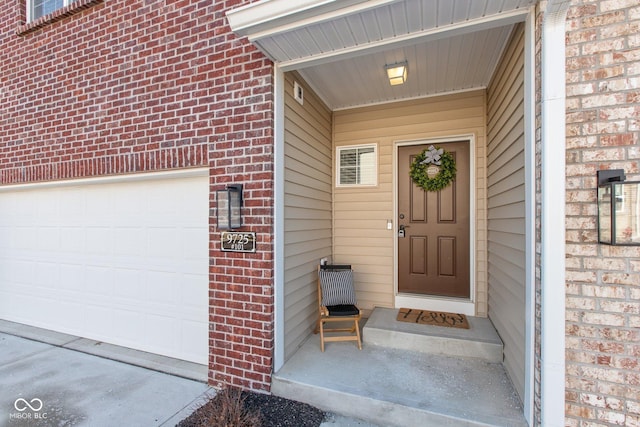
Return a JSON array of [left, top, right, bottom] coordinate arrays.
[[177, 389, 326, 427]]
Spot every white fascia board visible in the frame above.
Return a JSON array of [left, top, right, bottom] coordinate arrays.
[[0, 168, 209, 192], [246, 0, 395, 40], [226, 0, 393, 37], [227, 0, 334, 34]]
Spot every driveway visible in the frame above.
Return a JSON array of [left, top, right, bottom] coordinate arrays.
[[0, 332, 211, 426]]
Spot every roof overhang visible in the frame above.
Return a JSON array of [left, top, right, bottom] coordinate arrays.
[[226, 0, 391, 37], [227, 0, 535, 109], [227, 0, 534, 71]]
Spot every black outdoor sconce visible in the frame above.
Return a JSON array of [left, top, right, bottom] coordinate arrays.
[[217, 184, 243, 230], [597, 169, 640, 245]]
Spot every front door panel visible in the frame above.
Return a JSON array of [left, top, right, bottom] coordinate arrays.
[[398, 141, 470, 298]]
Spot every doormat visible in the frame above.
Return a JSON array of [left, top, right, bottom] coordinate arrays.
[[397, 308, 469, 329]]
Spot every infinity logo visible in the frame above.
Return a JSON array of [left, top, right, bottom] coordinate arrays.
[[14, 398, 43, 412]]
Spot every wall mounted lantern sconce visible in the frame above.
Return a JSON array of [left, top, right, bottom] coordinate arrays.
[[217, 184, 243, 230], [597, 169, 640, 245], [385, 61, 408, 86]]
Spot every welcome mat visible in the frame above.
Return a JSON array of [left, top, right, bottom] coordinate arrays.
[[397, 308, 469, 329]]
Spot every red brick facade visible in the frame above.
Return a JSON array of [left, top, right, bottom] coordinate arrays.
[[1, 0, 274, 391], [0, 0, 212, 182], [206, 0, 274, 392]]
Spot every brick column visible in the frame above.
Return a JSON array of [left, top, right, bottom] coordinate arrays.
[[207, 0, 275, 392], [564, 1, 640, 426]]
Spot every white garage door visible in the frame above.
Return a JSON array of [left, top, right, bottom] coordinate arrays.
[[0, 170, 209, 364]]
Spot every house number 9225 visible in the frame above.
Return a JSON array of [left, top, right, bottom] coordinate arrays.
[[221, 232, 256, 253]]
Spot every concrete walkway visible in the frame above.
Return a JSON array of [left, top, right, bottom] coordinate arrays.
[[0, 332, 211, 426], [273, 308, 527, 427], [0, 323, 376, 427]]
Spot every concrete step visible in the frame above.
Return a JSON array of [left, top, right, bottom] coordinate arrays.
[[363, 307, 504, 363], [273, 333, 526, 427]]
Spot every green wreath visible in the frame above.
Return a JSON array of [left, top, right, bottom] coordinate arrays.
[[409, 145, 456, 192]]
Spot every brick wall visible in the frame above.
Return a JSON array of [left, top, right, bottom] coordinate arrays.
[[1, 0, 275, 391], [0, 0, 213, 182], [207, 1, 274, 392], [564, 1, 640, 425]]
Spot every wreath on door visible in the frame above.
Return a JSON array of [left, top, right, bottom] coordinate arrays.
[[409, 145, 456, 192]]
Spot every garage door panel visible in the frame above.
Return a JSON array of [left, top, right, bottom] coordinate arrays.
[[148, 228, 181, 258], [114, 187, 146, 216], [9, 260, 35, 284], [112, 309, 145, 343], [85, 265, 113, 296], [182, 320, 208, 360], [182, 228, 208, 259], [85, 306, 121, 341], [85, 227, 113, 255], [35, 262, 59, 288], [182, 274, 209, 308], [147, 314, 180, 352], [61, 227, 85, 253], [37, 192, 59, 217], [85, 192, 112, 221], [147, 271, 179, 304], [38, 227, 62, 252], [53, 300, 84, 329], [58, 264, 84, 292], [59, 188, 85, 218], [114, 228, 145, 256], [113, 268, 143, 299], [0, 172, 209, 364], [14, 227, 36, 248]]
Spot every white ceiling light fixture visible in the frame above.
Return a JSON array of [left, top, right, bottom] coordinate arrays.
[[385, 61, 408, 85]]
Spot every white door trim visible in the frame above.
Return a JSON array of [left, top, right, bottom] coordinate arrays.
[[523, 7, 536, 424], [393, 135, 476, 316], [273, 65, 286, 373]]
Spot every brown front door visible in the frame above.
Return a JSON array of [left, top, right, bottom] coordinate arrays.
[[398, 141, 470, 298]]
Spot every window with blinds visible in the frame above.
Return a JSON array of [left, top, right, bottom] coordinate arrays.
[[29, 0, 76, 21], [336, 144, 377, 187]]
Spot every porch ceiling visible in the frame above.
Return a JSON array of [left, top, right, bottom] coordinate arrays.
[[227, 0, 535, 110]]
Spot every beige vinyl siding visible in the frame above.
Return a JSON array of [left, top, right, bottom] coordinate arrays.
[[283, 72, 333, 360], [333, 91, 488, 316], [486, 23, 526, 402]]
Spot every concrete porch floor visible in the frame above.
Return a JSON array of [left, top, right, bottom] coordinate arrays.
[[273, 308, 527, 427]]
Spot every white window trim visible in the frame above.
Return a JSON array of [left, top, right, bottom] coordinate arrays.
[[27, 0, 74, 22], [335, 143, 378, 188]]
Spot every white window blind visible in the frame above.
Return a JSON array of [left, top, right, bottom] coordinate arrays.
[[337, 144, 377, 186]]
